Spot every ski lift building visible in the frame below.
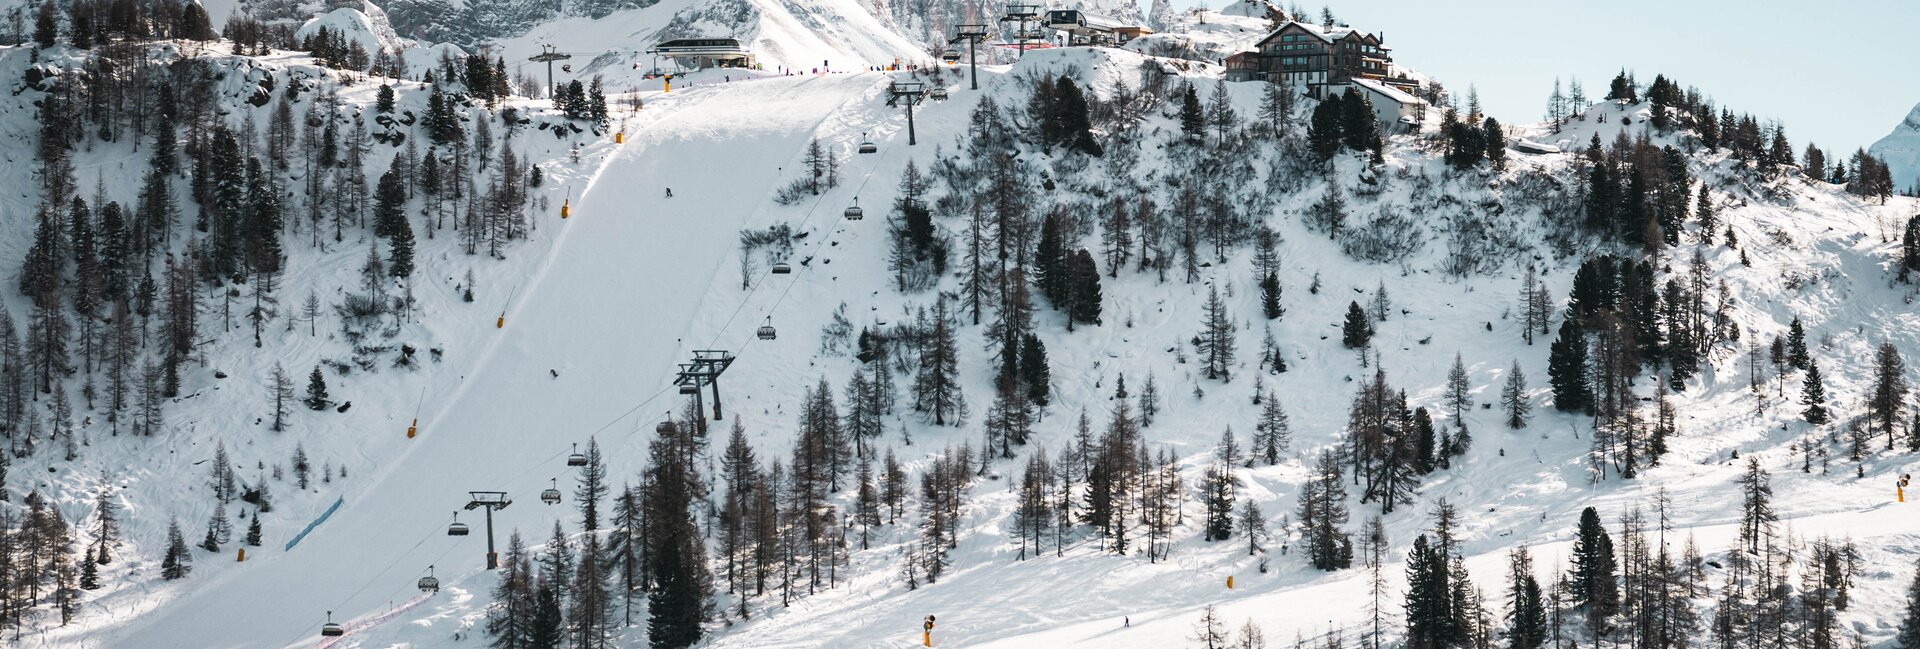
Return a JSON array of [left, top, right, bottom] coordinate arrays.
[[647, 38, 755, 69], [1042, 10, 1152, 46]]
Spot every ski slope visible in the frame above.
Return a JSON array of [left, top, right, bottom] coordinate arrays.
[[104, 71, 892, 649]]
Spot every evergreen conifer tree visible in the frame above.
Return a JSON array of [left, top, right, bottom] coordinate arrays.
[[1341, 301, 1372, 348], [1548, 319, 1592, 412], [1801, 359, 1829, 424], [160, 517, 191, 579]]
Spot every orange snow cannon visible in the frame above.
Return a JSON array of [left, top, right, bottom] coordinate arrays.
[[561, 198, 571, 219], [407, 418, 418, 439]]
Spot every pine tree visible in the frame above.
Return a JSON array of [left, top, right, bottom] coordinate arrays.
[[210, 440, 237, 502], [1897, 558, 1920, 649], [1870, 342, 1906, 448], [1194, 605, 1229, 649], [1253, 393, 1291, 465], [1737, 456, 1777, 554], [1787, 317, 1810, 370], [1341, 301, 1372, 349], [1179, 84, 1205, 139], [1206, 80, 1238, 144], [1801, 359, 1829, 425], [305, 366, 329, 410], [1196, 284, 1236, 380], [575, 437, 609, 532], [268, 363, 295, 431], [91, 484, 118, 565], [645, 413, 713, 648], [486, 531, 535, 649], [1548, 318, 1592, 413], [1568, 507, 1619, 621], [160, 517, 191, 579], [1502, 360, 1531, 429], [1297, 450, 1352, 571], [1506, 545, 1547, 649], [1069, 249, 1102, 326], [1200, 460, 1236, 541], [1403, 534, 1455, 648], [1020, 334, 1051, 406], [1444, 352, 1473, 433], [913, 297, 965, 426], [1238, 497, 1268, 556]]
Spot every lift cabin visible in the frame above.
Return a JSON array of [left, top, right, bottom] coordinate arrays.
[[845, 197, 864, 220], [648, 38, 755, 70], [567, 443, 587, 467], [447, 512, 470, 536], [757, 317, 778, 340], [419, 566, 441, 593], [1042, 10, 1151, 46], [941, 51, 961, 64], [321, 612, 344, 637], [541, 478, 563, 505]]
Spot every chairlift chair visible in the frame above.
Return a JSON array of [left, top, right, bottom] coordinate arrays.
[[858, 132, 877, 154], [566, 443, 588, 467], [656, 420, 675, 434], [844, 197, 864, 220], [930, 87, 949, 100], [321, 612, 344, 637], [418, 566, 440, 593], [447, 512, 470, 536], [541, 478, 563, 505], [771, 262, 792, 274], [757, 317, 778, 341], [678, 382, 700, 394], [941, 51, 961, 64]]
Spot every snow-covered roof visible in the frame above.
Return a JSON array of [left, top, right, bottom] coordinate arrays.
[[1348, 77, 1419, 106], [1286, 21, 1357, 43]]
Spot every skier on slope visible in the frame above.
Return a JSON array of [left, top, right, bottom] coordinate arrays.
[[665, 187, 673, 198]]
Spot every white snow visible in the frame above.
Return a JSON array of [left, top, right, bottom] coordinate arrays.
[[8, 14, 1919, 649], [295, 3, 410, 58]]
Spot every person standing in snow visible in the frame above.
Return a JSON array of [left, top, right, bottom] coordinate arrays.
[[665, 188, 673, 198]]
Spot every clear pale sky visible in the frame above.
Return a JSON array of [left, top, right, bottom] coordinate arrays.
[[1195, 0, 1920, 154]]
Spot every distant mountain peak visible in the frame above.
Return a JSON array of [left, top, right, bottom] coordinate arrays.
[[1869, 101, 1920, 193]]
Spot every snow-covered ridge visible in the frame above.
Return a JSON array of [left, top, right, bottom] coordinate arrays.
[[1868, 101, 1920, 193]]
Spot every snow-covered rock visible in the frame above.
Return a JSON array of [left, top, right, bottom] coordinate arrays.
[[296, 3, 409, 56], [1869, 101, 1920, 194]]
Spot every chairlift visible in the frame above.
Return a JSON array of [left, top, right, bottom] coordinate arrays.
[[941, 51, 961, 64], [757, 317, 778, 341], [655, 420, 675, 434], [930, 87, 949, 100], [418, 565, 440, 593], [858, 132, 877, 155], [844, 197, 864, 220], [447, 512, 470, 536], [541, 478, 563, 505], [321, 612, 344, 637], [678, 382, 700, 395], [566, 443, 588, 467], [771, 261, 792, 274], [561, 64, 573, 73]]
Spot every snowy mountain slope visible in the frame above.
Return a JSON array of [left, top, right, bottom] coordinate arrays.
[[76, 72, 896, 648], [0, 39, 625, 647], [7, 20, 1920, 649], [1869, 101, 1920, 194]]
